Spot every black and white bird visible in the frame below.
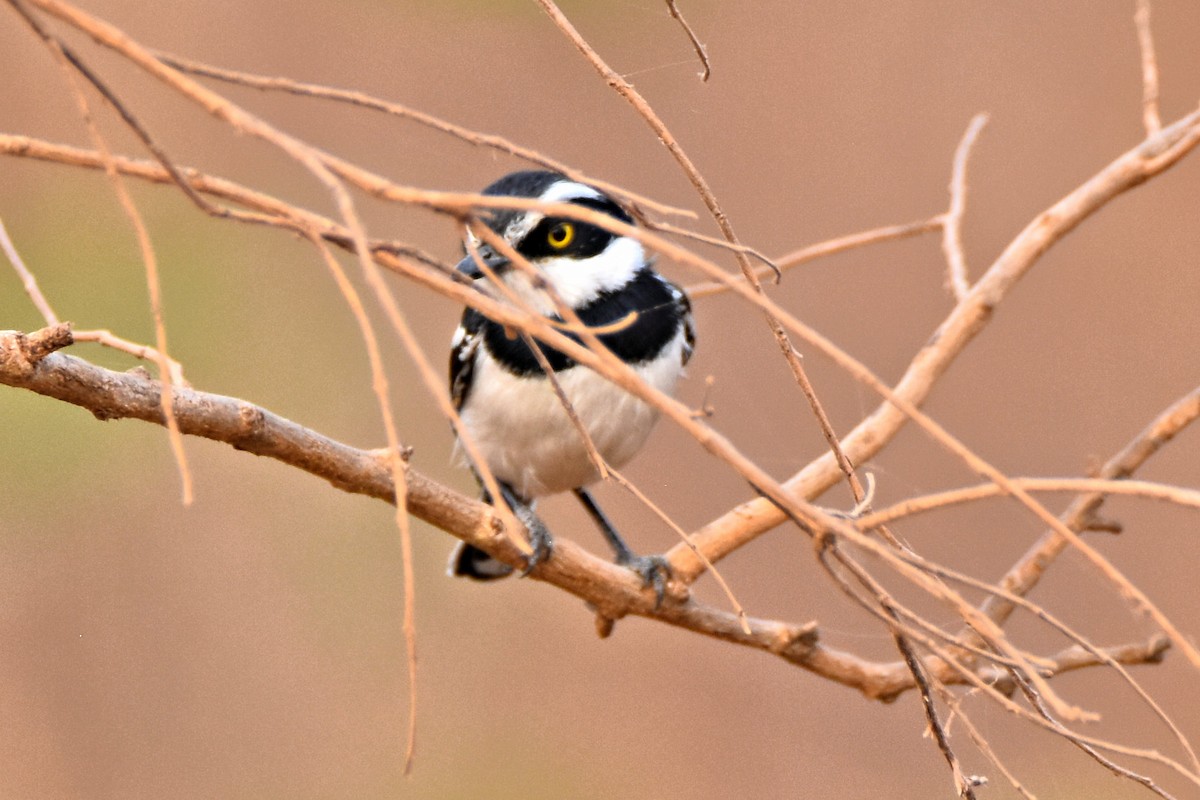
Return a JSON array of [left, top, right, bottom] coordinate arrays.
[[447, 170, 695, 595]]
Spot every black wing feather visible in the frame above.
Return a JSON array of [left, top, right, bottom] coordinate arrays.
[[449, 309, 485, 411]]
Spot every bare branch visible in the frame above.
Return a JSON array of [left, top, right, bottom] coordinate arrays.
[[894, 632, 978, 800], [536, 0, 871, 511], [1135, 0, 1162, 136], [3, 2, 1198, 789], [672, 105, 1200, 581], [1015, 672, 1179, 799], [981, 386, 1200, 627], [150, 50, 694, 220], [686, 216, 942, 300], [12, 0, 194, 505], [0, 217, 60, 325], [8, 327, 1178, 712], [859, 475, 1200, 529], [942, 113, 989, 301], [0, 332, 824, 669], [664, 0, 710, 81]]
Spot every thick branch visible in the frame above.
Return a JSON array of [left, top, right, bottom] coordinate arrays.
[[0, 330, 824, 668], [2, 328, 1175, 701]]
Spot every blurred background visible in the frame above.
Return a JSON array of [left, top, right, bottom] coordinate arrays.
[[1, 0, 1198, 797]]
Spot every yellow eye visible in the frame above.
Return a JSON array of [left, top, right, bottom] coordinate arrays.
[[547, 222, 575, 250]]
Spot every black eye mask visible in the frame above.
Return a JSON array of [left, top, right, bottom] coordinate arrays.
[[519, 218, 614, 261]]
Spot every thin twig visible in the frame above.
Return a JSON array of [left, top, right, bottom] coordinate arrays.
[[1135, 0, 1162, 136], [893, 632, 978, 799], [868, 538, 1197, 772], [664, 0, 710, 81], [0, 217, 60, 324], [521, 328, 612, 481], [645, 219, 778, 274], [980, 385, 1200, 627], [818, 544, 1200, 786], [1014, 672, 1178, 800], [12, 0, 194, 505], [859, 475, 1200, 529], [73, 328, 186, 386], [150, 50, 693, 220], [820, 539, 1091, 725], [304, 232, 418, 774], [686, 216, 942, 299], [942, 113, 989, 301], [536, 0, 870, 511], [606, 467, 749, 632], [942, 691, 1032, 799], [6, 210, 188, 386]]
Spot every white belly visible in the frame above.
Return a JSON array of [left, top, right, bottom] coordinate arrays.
[[457, 334, 687, 499]]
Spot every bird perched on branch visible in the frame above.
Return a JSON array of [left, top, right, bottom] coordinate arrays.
[[447, 170, 695, 600]]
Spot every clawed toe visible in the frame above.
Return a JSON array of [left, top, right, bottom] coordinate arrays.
[[618, 553, 672, 608], [517, 516, 554, 577]]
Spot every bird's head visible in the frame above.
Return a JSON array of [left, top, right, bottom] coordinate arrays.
[[456, 170, 646, 312]]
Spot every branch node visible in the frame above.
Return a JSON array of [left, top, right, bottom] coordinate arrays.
[[777, 621, 820, 661], [24, 322, 75, 363], [1144, 633, 1171, 664], [235, 402, 268, 442], [594, 613, 616, 639], [0, 324, 74, 377], [1081, 512, 1124, 535]]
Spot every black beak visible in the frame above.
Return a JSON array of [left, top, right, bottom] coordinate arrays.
[[455, 248, 510, 280]]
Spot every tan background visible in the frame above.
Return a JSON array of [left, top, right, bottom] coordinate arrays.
[[1, 1, 1198, 797]]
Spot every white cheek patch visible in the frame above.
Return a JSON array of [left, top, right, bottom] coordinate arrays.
[[539, 236, 646, 307]]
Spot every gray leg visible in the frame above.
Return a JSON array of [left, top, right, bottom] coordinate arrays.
[[494, 482, 553, 576], [573, 488, 670, 606], [450, 480, 553, 579]]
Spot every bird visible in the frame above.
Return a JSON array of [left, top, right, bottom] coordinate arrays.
[[447, 170, 695, 599]]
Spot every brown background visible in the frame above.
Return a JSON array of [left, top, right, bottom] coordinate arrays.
[[1, 1, 1198, 797]]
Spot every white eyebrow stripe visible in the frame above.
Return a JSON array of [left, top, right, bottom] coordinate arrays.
[[538, 180, 603, 204], [505, 212, 543, 245], [504, 181, 605, 246]]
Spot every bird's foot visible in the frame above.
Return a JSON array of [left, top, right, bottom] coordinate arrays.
[[516, 508, 554, 577], [617, 552, 673, 609]]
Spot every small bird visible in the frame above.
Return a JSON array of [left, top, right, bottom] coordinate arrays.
[[448, 170, 695, 596]]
